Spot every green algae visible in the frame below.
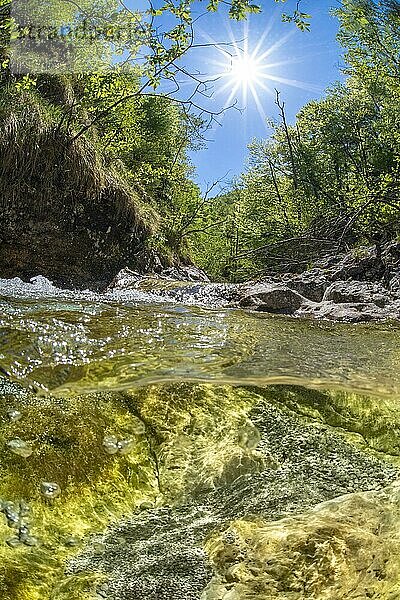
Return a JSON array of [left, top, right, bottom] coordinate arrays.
[[204, 482, 400, 600], [0, 384, 158, 599], [1, 378, 400, 599], [252, 385, 400, 463], [1, 284, 400, 598]]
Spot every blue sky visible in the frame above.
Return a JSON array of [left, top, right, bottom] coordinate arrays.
[[127, 0, 345, 191]]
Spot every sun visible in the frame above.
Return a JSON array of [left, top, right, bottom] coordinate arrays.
[[229, 53, 264, 88], [197, 19, 323, 124]]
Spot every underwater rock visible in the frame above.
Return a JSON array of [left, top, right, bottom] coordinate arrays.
[[204, 480, 400, 600], [103, 435, 119, 455], [117, 438, 136, 455], [68, 505, 216, 600], [67, 393, 398, 600], [21, 535, 38, 547], [40, 481, 61, 499], [6, 409, 22, 422], [6, 438, 33, 458], [6, 536, 21, 548], [103, 435, 136, 455]]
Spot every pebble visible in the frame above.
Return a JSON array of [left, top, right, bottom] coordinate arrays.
[[103, 435, 136, 455], [6, 537, 21, 548], [0, 500, 15, 513], [139, 501, 154, 511], [117, 438, 135, 455], [93, 541, 106, 553], [5, 509, 19, 527], [7, 409, 22, 422], [7, 438, 33, 458], [40, 481, 61, 499], [22, 535, 38, 547], [19, 500, 30, 516], [65, 536, 80, 547], [103, 435, 119, 455]]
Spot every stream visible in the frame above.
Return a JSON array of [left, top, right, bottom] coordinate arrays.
[[1, 275, 400, 600]]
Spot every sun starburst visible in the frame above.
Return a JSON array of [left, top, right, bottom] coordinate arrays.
[[197, 17, 324, 125]]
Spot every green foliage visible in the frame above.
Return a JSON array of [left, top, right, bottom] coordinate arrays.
[[191, 0, 400, 280]]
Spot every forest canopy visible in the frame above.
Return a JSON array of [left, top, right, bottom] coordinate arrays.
[[190, 0, 400, 281]]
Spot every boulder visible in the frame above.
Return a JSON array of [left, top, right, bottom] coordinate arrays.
[[323, 280, 390, 308], [282, 269, 330, 302], [239, 284, 306, 314], [297, 301, 387, 323], [316, 246, 385, 282]]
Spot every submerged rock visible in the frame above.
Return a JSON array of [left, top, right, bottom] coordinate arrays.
[[40, 481, 61, 499], [6, 438, 33, 458], [68, 392, 398, 599], [6, 409, 22, 422], [103, 435, 119, 455], [205, 481, 400, 600]]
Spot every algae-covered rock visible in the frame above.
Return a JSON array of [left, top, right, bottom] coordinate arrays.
[[67, 386, 398, 600], [204, 481, 400, 600], [0, 379, 158, 600]]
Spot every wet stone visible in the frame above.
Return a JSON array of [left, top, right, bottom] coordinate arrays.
[[117, 438, 136, 455], [19, 500, 30, 516], [22, 535, 38, 547], [65, 536, 80, 547], [1, 500, 14, 514], [139, 501, 154, 511], [40, 481, 61, 499], [6, 409, 22, 422], [19, 524, 29, 537], [68, 396, 399, 600], [103, 435, 119, 455], [5, 510, 20, 527], [7, 438, 33, 458]]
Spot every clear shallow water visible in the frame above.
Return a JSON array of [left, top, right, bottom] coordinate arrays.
[[0, 276, 400, 398], [2, 276, 400, 600]]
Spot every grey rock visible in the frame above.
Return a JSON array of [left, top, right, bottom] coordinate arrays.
[[22, 535, 38, 547], [297, 301, 385, 323], [389, 275, 400, 292], [323, 280, 390, 307], [160, 265, 210, 283], [103, 435, 119, 455], [40, 481, 61, 499], [282, 269, 329, 302], [7, 438, 33, 458], [239, 284, 305, 314]]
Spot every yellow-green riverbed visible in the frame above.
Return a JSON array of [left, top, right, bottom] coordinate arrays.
[[1, 277, 400, 600]]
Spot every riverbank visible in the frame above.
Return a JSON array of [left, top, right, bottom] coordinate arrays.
[[108, 242, 400, 323]]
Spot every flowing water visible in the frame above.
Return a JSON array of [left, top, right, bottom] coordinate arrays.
[[1, 276, 400, 600]]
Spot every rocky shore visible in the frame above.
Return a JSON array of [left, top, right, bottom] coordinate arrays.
[[109, 242, 400, 322]]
